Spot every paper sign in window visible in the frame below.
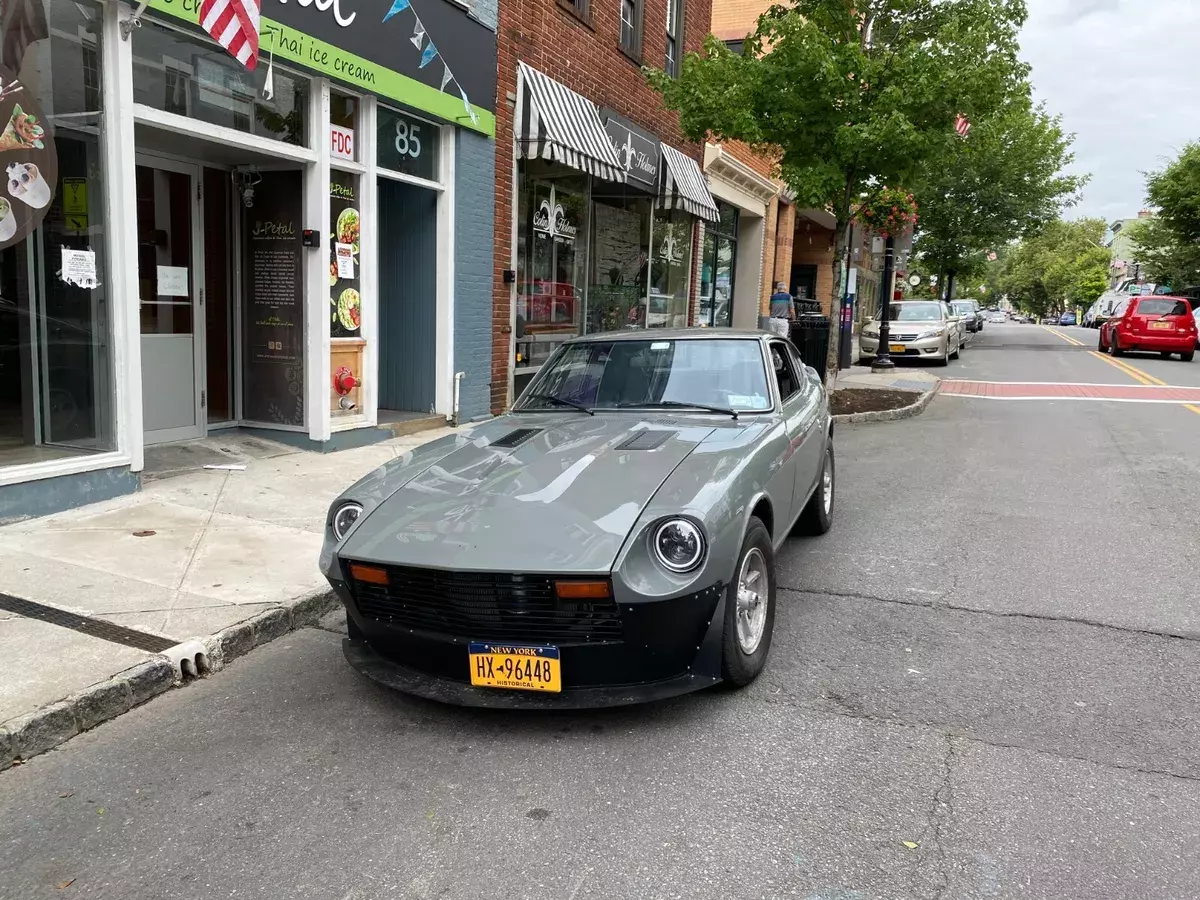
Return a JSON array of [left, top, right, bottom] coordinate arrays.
[[335, 243, 355, 279], [157, 265, 189, 297]]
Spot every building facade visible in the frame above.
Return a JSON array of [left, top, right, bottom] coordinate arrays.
[[0, 0, 498, 521], [492, 0, 720, 407]]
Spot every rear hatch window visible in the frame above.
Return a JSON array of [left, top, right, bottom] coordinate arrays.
[[1134, 299, 1190, 317]]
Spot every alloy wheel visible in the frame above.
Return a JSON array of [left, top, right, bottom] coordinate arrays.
[[735, 548, 769, 655]]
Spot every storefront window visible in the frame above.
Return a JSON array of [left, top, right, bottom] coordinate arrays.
[[649, 209, 693, 328], [133, 19, 308, 146], [329, 170, 362, 339], [698, 202, 738, 327], [0, 0, 114, 469], [329, 92, 359, 163], [515, 164, 589, 383], [377, 107, 440, 181], [589, 186, 651, 332]]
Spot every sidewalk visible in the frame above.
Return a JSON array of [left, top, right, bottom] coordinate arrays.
[[0, 425, 460, 765]]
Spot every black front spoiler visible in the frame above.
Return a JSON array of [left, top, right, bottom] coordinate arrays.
[[343, 638, 723, 708]]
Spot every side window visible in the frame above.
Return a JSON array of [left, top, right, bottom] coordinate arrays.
[[770, 342, 800, 403], [787, 344, 812, 387]]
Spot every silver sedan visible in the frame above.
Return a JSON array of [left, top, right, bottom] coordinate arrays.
[[859, 300, 964, 366]]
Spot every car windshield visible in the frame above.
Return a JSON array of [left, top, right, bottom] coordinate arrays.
[[951, 303, 973, 315], [517, 338, 773, 413], [880, 302, 943, 322], [1135, 299, 1189, 316]]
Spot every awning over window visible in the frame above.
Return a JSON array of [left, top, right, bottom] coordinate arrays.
[[659, 143, 719, 222], [515, 62, 626, 183]]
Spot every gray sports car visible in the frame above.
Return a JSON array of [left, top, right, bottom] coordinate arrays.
[[320, 328, 835, 707]]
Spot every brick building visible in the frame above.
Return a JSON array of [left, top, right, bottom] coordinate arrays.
[[491, 0, 721, 409]]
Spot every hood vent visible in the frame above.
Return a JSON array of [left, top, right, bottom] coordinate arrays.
[[618, 430, 675, 451], [490, 427, 542, 449]]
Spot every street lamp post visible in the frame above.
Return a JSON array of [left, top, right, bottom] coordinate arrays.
[[872, 235, 897, 371]]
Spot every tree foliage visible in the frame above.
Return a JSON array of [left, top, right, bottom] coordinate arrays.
[[1128, 144, 1200, 289], [913, 94, 1084, 286], [646, 0, 1031, 370], [991, 219, 1109, 316]]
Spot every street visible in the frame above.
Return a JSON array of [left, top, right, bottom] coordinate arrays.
[[2, 322, 1199, 900]]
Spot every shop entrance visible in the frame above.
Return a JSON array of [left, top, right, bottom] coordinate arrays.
[[135, 157, 204, 443], [135, 123, 303, 445]]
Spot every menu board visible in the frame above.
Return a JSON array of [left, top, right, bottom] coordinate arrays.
[[329, 170, 361, 338], [242, 170, 304, 426]]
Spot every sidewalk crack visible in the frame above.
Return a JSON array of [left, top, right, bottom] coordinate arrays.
[[160, 472, 232, 631]]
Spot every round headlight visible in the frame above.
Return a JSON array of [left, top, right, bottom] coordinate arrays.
[[652, 519, 705, 573], [332, 502, 363, 541]]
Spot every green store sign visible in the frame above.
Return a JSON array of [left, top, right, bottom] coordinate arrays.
[[142, 0, 496, 137]]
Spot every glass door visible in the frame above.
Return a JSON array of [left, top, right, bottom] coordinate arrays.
[[136, 158, 204, 444]]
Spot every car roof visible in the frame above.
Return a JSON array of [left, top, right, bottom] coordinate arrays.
[[566, 327, 774, 344]]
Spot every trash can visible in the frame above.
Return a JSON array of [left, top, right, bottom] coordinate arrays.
[[789, 315, 832, 381]]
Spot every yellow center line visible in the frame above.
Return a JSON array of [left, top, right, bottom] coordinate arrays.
[[1041, 325, 1085, 346], [1086, 349, 1200, 416]]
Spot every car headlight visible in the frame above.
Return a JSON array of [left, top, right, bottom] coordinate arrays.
[[652, 519, 706, 573], [917, 328, 947, 340], [862, 328, 879, 338], [332, 502, 363, 541]]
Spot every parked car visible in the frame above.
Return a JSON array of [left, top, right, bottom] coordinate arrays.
[[321, 329, 835, 707], [1092, 290, 1131, 328], [989, 311, 1006, 324], [1098, 296, 1196, 361], [951, 300, 982, 333], [1059, 312, 1077, 326], [860, 300, 964, 365]]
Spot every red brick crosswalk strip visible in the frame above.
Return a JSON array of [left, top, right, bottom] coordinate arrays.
[[939, 380, 1200, 403]]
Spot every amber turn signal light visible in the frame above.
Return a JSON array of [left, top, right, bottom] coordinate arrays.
[[349, 563, 389, 585], [555, 580, 611, 599]]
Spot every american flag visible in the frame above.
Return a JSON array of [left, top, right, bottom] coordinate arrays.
[[1, 0, 49, 75], [955, 114, 972, 138], [199, 0, 261, 70]]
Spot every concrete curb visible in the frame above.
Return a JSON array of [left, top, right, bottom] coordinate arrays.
[[832, 384, 940, 425], [0, 588, 338, 771]]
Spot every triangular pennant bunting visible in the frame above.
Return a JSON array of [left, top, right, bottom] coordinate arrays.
[[420, 41, 437, 69], [460, 88, 478, 125], [411, 22, 425, 50], [382, 0, 410, 21], [440, 63, 453, 91]]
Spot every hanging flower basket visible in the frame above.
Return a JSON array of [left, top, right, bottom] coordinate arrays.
[[853, 187, 918, 238]]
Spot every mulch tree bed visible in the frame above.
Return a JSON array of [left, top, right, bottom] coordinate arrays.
[[830, 388, 921, 416]]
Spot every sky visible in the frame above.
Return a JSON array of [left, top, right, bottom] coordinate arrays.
[[1019, 0, 1200, 225]]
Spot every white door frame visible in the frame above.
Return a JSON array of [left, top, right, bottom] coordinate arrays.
[[135, 152, 206, 445]]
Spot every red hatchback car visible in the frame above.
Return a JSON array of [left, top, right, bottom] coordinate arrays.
[[1098, 295, 1197, 361]]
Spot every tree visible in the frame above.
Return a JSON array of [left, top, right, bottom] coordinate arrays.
[[1126, 217, 1200, 289], [647, 0, 1031, 375], [992, 219, 1109, 316], [1146, 142, 1200, 243], [913, 94, 1084, 300]]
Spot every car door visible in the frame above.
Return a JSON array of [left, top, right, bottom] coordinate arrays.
[[768, 340, 820, 525], [941, 302, 961, 349], [785, 343, 825, 501]]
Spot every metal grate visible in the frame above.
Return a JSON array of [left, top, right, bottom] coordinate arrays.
[[0, 592, 176, 652], [618, 430, 674, 451], [490, 428, 542, 449], [348, 565, 623, 645]]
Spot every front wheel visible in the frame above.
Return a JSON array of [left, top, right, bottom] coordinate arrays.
[[721, 518, 776, 687], [1098, 331, 1106, 351]]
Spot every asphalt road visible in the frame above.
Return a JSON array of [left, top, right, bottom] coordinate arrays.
[[3, 323, 1199, 900]]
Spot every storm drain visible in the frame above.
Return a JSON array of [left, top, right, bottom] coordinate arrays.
[[0, 592, 176, 653]]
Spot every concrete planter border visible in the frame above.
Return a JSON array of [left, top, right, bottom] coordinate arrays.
[[0, 588, 339, 771], [832, 384, 939, 425]]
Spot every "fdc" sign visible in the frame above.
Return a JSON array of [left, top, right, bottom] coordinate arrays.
[[330, 124, 355, 161]]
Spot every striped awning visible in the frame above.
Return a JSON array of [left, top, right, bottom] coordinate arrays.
[[515, 62, 626, 184], [659, 143, 719, 221]]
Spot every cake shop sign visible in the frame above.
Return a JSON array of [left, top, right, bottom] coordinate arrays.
[[0, 69, 57, 251]]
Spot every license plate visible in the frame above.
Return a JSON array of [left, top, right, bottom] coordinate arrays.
[[1150, 321, 1171, 329], [889, 344, 906, 353], [468, 642, 561, 693]]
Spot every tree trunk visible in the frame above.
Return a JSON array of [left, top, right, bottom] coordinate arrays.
[[824, 216, 852, 387], [945, 270, 957, 303]]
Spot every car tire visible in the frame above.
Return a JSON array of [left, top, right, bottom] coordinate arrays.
[[1098, 331, 1106, 350], [1109, 334, 1123, 356], [720, 517, 776, 688], [950, 342, 960, 360], [796, 439, 835, 537], [1182, 350, 1195, 362]]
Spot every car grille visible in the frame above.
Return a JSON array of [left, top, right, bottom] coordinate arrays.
[[347, 564, 624, 645], [890, 333, 919, 342]]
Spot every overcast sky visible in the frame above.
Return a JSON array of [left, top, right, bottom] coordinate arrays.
[[1019, 0, 1200, 225]]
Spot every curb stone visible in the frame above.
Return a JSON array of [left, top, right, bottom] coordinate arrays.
[[0, 588, 338, 771], [832, 385, 939, 425]]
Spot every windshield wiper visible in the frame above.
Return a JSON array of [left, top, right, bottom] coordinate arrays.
[[617, 400, 738, 420], [523, 393, 595, 415]]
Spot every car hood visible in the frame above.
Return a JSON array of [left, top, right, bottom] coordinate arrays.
[[339, 414, 719, 574]]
